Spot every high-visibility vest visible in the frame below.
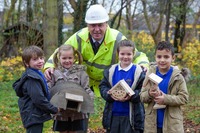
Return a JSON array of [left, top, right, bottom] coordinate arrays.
[[44, 26, 149, 97]]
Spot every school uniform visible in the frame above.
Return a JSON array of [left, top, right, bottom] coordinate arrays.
[[140, 64, 189, 133], [100, 63, 145, 133]]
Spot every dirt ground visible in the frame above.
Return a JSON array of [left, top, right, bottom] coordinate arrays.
[[184, 119, 200, 133], [88, 119, 200, 133]]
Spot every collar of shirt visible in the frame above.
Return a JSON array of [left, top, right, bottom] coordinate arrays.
[[156, 66, 173, 77], [118, 63, 133, 71], [92, 37, 103, 44]]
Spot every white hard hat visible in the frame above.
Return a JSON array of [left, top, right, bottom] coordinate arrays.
[[85, 4, 109, 24]]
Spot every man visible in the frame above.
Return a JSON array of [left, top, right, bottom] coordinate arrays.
[[44, 4, 149, 97]]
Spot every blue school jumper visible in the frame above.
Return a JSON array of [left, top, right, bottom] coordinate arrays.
[[112, 63, 136, 116], [156, 67, 173, 128]]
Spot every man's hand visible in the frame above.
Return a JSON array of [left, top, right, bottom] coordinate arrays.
[[44, 67, 54, 81], [140, 65, 148, 72]]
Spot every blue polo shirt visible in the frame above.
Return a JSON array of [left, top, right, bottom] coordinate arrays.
[[156, 66, 173, 128], [112, 63, 136, 116]]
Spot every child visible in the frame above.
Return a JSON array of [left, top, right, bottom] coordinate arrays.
[[99, 40, 145, 133], [48, 44, 94, 133], [12, 45, 59, 133], [140, 41, 189, 133]]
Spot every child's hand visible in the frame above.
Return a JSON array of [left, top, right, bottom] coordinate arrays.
[[57, 108, 61, 112], [57, 108, 64, 113], [55, 108, 62, 116], [151, 83, 159, 91], [154, 91, 165, 105], [89, 93, 94, 100], [149, 89, 160, 98], [118, 94, 131, 102], [108, 91, 130, 101], [107, 90, 111, 94], [110, 94, 120, 101], [149, 84, 161, 97]]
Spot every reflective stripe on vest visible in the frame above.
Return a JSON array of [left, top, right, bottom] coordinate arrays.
[[111, 32, 123, 64], [134, 51, 141, 59], [138, 61, 149, 65], [76, 29, 83, 52], [47, 59, 53, 64], [84, 60, 110, 69], [133, 51, 149, 65], [76, 31, 123, 69]]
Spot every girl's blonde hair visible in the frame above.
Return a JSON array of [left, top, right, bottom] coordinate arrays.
[[53, 44, 83, 68]]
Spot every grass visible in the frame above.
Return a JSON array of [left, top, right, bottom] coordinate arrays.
[[0, 80, 200, 132], [184, 83, 200, 124], [0, 80, 105, 133], [0, 81, 24, 133]]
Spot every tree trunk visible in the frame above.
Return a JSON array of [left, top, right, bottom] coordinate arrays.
[[115, 1, 123, 30], [58, 0, 63, 46], [110, 0, 126, 28], [43, 0, 58, 59], [165, 0, 171, 42], [141, 0, 165, 45], [69, 0, 89, 33], [5, 0, 17, 27], [191, 8, 200, 40], [27, 0, 33, 22], [173, 0, 188, 53], [126, 0, 138, 39], [17, 0, 22, 23], [126, 1, 132, 31]]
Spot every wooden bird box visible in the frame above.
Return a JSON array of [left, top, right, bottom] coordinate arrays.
[[148, 73, 163, 85], [65, 93, 83, 112], [109, 79, 135, 100], [148, 73, 166, 109]]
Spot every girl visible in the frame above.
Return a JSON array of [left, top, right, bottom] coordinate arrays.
[[99, 40, 145, 133], [48, 44, 94, 133]]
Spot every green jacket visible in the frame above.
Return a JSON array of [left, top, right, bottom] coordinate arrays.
[[44, 26, 149, 97], [140, 64, 189, 133]]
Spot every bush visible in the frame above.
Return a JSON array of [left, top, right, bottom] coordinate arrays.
[[132, 31, 155, 62], [181, 39, 200, 76], [131, 31, 200, 78], [0, 56, 24, 81]]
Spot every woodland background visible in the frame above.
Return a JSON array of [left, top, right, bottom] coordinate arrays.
[[0, 0, 200, 132]]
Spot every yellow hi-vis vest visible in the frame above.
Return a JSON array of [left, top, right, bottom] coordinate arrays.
[[44, 26, 149, 97]]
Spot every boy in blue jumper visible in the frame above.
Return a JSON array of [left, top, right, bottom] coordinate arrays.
[[13, 46, 60, 133], [99, 40, 145, 133], [140, 41, 189, 133]]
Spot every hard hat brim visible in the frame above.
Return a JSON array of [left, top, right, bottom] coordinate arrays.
[[85, 17, 109, 24]]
